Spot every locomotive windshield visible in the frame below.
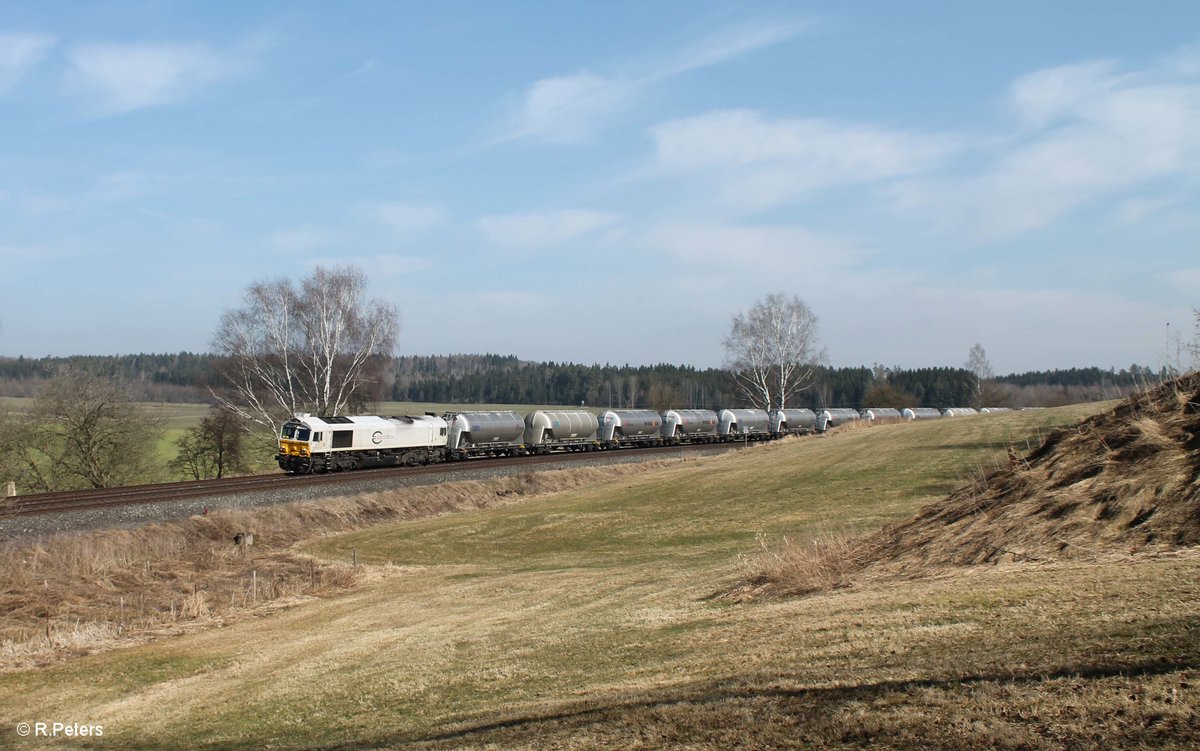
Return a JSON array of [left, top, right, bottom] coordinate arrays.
[[281, 423, 312, 441]]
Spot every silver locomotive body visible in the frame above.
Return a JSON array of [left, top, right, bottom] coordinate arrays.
[[523, 410, 599, 453], [277, 413, 448, 473], [447, 411, 527, 458], [768, 408, 817, 435], [598, 409, 663, 446]]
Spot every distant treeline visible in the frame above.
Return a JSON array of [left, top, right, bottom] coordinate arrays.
[[0, 353, 1166, 409]]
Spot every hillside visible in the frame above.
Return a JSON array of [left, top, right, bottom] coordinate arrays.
[[869, 372, 1200, 569], [2, 401, 1196, 749]]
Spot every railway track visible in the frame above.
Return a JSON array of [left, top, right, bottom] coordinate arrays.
[[5, 442, 747, 518]]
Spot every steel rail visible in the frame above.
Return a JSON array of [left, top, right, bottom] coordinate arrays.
[[6, 441, 753, 518]]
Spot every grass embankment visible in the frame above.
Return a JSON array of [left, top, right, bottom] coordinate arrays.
[[2, 402, 1197, 749]]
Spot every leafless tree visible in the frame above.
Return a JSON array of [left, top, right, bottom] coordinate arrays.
[[648, 382, 680, 412], [211, 265, 400, 432], [168, 407, 249, 480], [965, 342, 996, 408], [1191, 306, 1200, 371], [3, 372, 163, 492], [722, 293, 822, 410]]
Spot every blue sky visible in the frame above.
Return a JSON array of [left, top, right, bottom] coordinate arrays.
[[1, 1, 1198, 373]]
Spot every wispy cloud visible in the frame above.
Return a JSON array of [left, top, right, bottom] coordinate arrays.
[[477, 209, 620, 249], [648, 19, 810, 82], [494, 17, 808, 145], [0, 32, 55, 93], [1161, 267, 1200, 292], [370, 201, 447, 233], [499, 72, 630, 144], [267, 223, 341, 252], [644, 219, 860, 275], [898, 53, 1200, 241], [650, 109, 955, 212], [67, 41, 243, 115]]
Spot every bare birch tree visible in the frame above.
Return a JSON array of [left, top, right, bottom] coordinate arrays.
[[212, 265, 400, 432], [1191, 306, 1200, 371], [722, 293, 822, 410], [965, 342, 995, 408]]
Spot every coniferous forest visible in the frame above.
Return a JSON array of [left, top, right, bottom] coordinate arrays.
[[0, 353, 1164, 410]]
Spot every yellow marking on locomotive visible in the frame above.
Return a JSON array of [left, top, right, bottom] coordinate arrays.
[[279, 439, 310, 457]]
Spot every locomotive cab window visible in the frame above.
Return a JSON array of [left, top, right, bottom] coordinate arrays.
[[313, 432, 322, 442], [296, 427, 311, 441]]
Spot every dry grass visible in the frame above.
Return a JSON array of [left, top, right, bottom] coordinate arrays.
[[3, 400, 1196, 749], [726, 529, 878, 600], [0, 459, 693, 670], [737, 373, 1200, 601]]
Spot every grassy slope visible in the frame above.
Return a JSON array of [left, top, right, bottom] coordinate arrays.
[[2, 403, 1197, 750]]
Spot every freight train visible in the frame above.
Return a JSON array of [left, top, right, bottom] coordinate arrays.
[[275, 404, 991, 474], [277, 407, 805, 473]]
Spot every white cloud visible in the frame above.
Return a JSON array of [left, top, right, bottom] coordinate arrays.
[[267, 224, 341, 252], [67, 41, 241, 115], [477, 210, 620, 249], [1008, 61, 1122, 127], [0, 32, 54, 93], [372, 202, 446, 233], [894, 53, 1200, 242], [315, 254, 432, 277], [650, 19, 811, 81], [1161, 267, 1200, 292], [650, 109, 955, 211], [1167, 44, 1200, 78], [644, 220, 860, 276], [495, 17, 808, 145], [501, 71, 630, 144]]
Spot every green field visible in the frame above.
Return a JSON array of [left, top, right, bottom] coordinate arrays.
[[2, 403, 1197, 749]]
